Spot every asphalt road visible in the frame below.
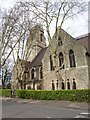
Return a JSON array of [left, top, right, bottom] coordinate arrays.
[[1, 99, 89, 119]]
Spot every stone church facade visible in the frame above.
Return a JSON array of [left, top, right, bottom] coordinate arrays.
[[12, 25, 90, 90], [42, 28, 90, 90]]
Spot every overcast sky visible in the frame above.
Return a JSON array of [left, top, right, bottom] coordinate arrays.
[[0, 0, 89, 37]]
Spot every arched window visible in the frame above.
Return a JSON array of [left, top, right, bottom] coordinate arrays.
[[52, 80, 55, 90], [50, 55, 54, 71], [69, 49, 76, 68], [72, 78, 76, 90], [40, 66, 43, 79], [58, 37, 62, 46], [62, 80, 65, 89], [31, 68, 34, 79], [59, 52, 64, 69], [40, 33, 43, 42], [67, 79, 70, 90], [56, 80, 58, 90]]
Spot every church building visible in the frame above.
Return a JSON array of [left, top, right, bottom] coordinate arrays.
[[12, 25, 90, 90]]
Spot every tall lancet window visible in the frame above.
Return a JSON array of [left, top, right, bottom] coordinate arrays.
[[58, 37, 62, 46], [62, 80, 65, 90], [50, 55, 54, 71], [31, 68, 34, 79], [67, 79, 70, 90], [40, 66, 43, 79], [69, 49, 76, 68], [72, 78, 76, 90], [59, 52, 64, 69], [40, 33, 43, 42]]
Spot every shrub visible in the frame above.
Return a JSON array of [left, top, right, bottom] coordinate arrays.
[[16, 89, 26, 98], [2, 89, 11, 97], [74, 89, 89, 102], [1, 89, 89, 102], [16, 89, 89, 102]]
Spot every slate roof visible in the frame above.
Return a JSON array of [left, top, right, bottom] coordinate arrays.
[[18, 47, 47, 70], [75, 33, 88, 49], [29, 47, 47, 68], [75, 33, 90, 54]]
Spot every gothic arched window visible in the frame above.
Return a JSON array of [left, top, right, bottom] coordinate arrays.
[[40, 33, 43, 42], [67, 79, 70, 90], [50, 55, 54, 71], [40, 66, 43, 79], [62, 81, 65, 90], [31, 68, 34, 79], [52, 80, 55, 90], [72, 78, 76, 90], [69, 49, 76, 68], [58, 37, 62, 46], [59, 52, 64, 69], [56, 80, 58, 90]]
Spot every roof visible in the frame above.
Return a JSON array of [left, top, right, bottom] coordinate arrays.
[[17, 47, 47, 70], [75, 33, 90, 54], [30, 47, 47, 68], [76, 35, 88, 49], [75, 33, 88, 39]]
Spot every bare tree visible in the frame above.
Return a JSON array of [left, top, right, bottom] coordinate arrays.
[[1, 0, 87, 90], [19, 0, 87, 84], [1, 2, 36, 67], [0, 2, 37, 89], [1, 58, 12, 88]]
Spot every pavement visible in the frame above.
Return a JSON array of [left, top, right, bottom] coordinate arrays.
[[0, 97, 89, 110]]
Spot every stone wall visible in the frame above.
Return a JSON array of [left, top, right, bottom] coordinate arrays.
[[42, 28, 89, 90]]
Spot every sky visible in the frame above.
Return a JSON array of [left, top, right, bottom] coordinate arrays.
[[0, 0, 89, 38]]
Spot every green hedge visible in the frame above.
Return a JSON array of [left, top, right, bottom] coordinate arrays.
[[16, 89, 90, 102], [1, 89, 12, 97], [1, 89, 90, 102]]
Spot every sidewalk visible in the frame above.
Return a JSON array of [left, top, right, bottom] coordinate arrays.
[[0, 97, 89, 110]]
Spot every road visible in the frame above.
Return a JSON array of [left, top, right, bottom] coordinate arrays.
[[1, 99, 89, 119]]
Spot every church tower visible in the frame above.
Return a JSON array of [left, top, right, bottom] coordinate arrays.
[[25, 25, 46, 62]]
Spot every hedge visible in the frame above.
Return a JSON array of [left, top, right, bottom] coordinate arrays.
[[16, 89, 90, 102], [1, 89, 90, 102], [1, 89, 12, 97]]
